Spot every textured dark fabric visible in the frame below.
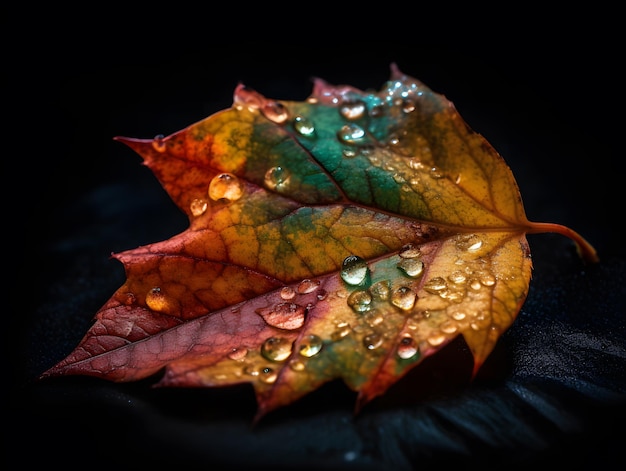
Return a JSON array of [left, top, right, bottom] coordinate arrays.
[[8, 23, 625, 471]]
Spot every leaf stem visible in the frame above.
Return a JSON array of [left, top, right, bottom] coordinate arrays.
[[527, 221, 599, 264]]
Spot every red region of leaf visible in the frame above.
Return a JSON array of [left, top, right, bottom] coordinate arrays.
[[41, 64, 598, 421]]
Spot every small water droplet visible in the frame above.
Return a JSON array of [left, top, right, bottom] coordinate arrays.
[[451, 311, 467, 320], [440, 320, 458, 334], [259, 367, 278, 384], [280, 286, 296, 300], [469, 279, 482, 290], [297, 279, 319, 294], [289, 359, 306, 371], [397, 258, 424, 278], [448, 270, 467, 284], [261, 337, 293, 362], [337, 123, 366, 144], [331, 323, 352, 341], [298, 334, 323, 357], [347, 289, 372, 313], [423, 277, 448, 294], [363, 309, 384, 327], [340, 255, 369, 286], [339, 100, 366, 120], [399, 243, 422, 258], [293, 115, 315, 136], [228, 347, 248, 361], [368, 280, 390, 300], [480, 272, 496, 286], [397, 336, 419, 359], [256, 302, 306, 330], [390, 286, 417, 311], [190, 198, 208, 216], [427, 332, 447, 346], [316, 289, 327, 300], [152, 134, 166, 152], [264, 166, 291, 191], [243, 365, 260, 376], [342, 148, 358, 159], [455, 234, 483, 252], [208, 173, 244, 201], [363, 332, 383, 350], [262, 101, 289, 124]]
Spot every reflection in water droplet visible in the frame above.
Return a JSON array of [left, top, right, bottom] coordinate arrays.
[[397, 258, 424, 278], [337, 123, 366, 144], [264, 166, 291, 191], [261, 337, 293, 362], [299, 334, 323, 357], [368, 280, 390, 300], [262, 101, 289, 124], [347, 289, 372, 312], [152, 134, 166, 152], [363, 332, 383, 350], [390, 286, 417, 311], [190, 198, 208, 216], [208, 173, 244, 201], [340, 255, 369, 286], [259, 367, 277, 384], [339, 100, 366, 120], [228, 347, 248, 361], [293, 115, 315, 136], [397, 336, 419, 359], [297, 279, 319, 294], [424, 277, 448, 294]]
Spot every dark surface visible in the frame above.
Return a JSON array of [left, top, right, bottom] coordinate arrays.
[[6, 13, 625, 471]]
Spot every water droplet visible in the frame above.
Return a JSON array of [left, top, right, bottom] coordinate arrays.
[[397, 336, 419, 359], [190, 198, 208, 216], [261, 337, 293, 362], [451, 311, 466, 320], [208, 173, 244, 201], [289, 359, 306, 371], [423, 277, 448, 294], [455, 234, 483, 252], [440, 321, 458, 334], [145, 287, 172, 313], [152, 134, 166, 152], [479, 272, 496, 286], [316, 289, 327, 300], [298, 334, 323, 357], [397, 258, 424, 278], [228, 347, 248, 361], [390, 286, 417, 311], [293, 115, 315, 136], [264, 166, 291, 191], [347, 289, 372, 313], [262, 101, 289, 124], [429, 166, 444, 179], [399, 243, 422, 258], [331, 322, 352, 341], [257, 302, 307, 330], [337, 123, 366, 144], [280, 286, 296, 300], [259, 367, 277, 384], [402, 99, 416, 113], [448, 270, 467, 284], [363, 332, 383, 350], [363, 309, 384, 327], [340, 255, 369, 286], [368, 280, 390, 300], [243, 365, 260, 376], [339, 100, 366, 120], [427, 332, 447, 346], [297, 279, 319, 294], [342, 148, 358, 159]]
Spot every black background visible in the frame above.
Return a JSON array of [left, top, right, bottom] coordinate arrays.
[[6, 7, 625, 471]]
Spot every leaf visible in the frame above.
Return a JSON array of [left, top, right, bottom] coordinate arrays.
[[40, 64, 598, 421]]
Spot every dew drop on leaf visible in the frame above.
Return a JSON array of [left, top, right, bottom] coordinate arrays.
[[396, 337, 419, 360], [427, 332, 447, 346], [264, 166, 291, 191], [347, 289, 373, 313], [293, 115, 315, 136], [455, 234, 483, 252], [340, 255, 369, 286], [297, 279, 320, 294], [261, 337, 293, 362], [363, 309, 384, 327], [331, 322, 352, 341], [368, 280, 390, 300], [423, 277, 448, 294], [145, 287, 171, 313], [190, 198, 208, 216], [152, 134, 166, 152], [337, 123, 366, 144], [339, 100, 366, 120], [256, 302, 306, 330], [208, 173, 244, 201], [262, 101, 289, 124], [227, 347, 248, 361], [280, 286, 296, 300], [390, 286, 417, 311], [397, 258, 424, 278], [259, 367, 278, 384], [363, 331, 383, 350], [399, 243, 422, 259], [289, 359, 306, 371], [298, 334, 323, 357]]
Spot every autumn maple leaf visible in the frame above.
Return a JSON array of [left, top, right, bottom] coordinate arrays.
[[40, 64, 598, 421]]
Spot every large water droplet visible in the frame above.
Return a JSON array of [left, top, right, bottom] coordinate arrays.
[[339, 100, 366, 120], [256, 302, 306, 330], [396, 336, 419, 359], [340, 255, 369, 286], [145, 287, 171, 313], [298, 334, 323, 357], [347, 289, 372, 313], [337, 123, 366, 144], [264, 166, 291, 191], [152, 134, 166, 152], [190, 198, 208, 216], [397, 258, 424, 278], [262, 101, 289, 124], [293, 115, 315, 136], [208, 173, 244, 201], [390, 286, 417, 311], [261, 336, 293, 362]]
